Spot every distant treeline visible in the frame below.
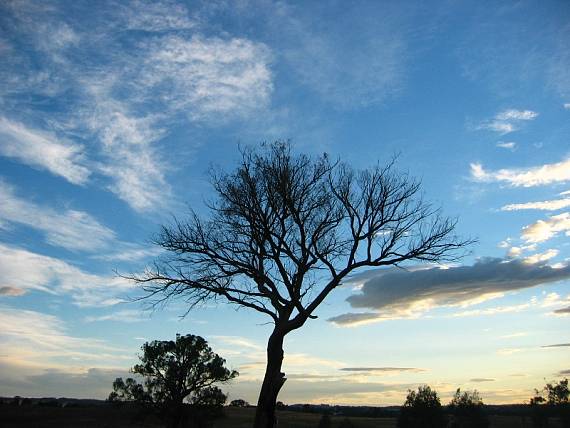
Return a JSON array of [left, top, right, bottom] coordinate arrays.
[[285, 403, 542, 418]]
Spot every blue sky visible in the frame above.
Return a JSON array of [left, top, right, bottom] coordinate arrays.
[[0, 0, 569, 405]]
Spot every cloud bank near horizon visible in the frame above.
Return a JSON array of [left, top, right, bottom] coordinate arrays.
[[329, 258, 570, 326]]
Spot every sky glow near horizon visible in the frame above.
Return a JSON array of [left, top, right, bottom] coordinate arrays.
[[0, 0, 569, 406]]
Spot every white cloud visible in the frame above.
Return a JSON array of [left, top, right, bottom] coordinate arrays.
[[0, 305, 133, 398], [78, 33, 272, 211], [507, 246, 523, 258], [212, 336, 264, 351], [268, 1, 408, 108], [329, 258, 570, 326], [452, 303, 532, 318], [500, 332, 528, 339], [564, 103, 570, 109], [502, 197, 570, 211], [0, 305, 132, 369], [84, 309, 148, 323], [0, 181, 115, 251], [139, 35, 273, 119], [0, 243, 133, 306], [495, 109, 538, 121], [497, 348, 522, 356], [523, 249, 559, 264], [540, 292, 570, 309], [497, 239, 511, 248], [477, 109, 538, 135], [482, 121, 515, 134], [0, 117, 90, 185], [118, 0, 195, 32], [496, 141, 516, 150], [94, 246, 163, 262], [339, 367, 425, 374], [522, 212, 570, 243], [0, 3, 275, 212], [470, 158, 570, 187]]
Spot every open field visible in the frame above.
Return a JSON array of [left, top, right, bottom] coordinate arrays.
[[0, 405, 565, 428]]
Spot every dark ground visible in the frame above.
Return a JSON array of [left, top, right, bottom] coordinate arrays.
[[0, 402, 564, 428]]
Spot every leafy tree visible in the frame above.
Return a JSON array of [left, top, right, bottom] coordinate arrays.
[[529, 390, 548, 428], [544, 378, 569, 406], [397, 385, 446, 428], [134, 142, 471, 428], [530, 379, 570, 428], [108, 377, 149, 404], [448, 389, 489, 428], [109, 334, 237, 428], [229, 398, 249, 407]]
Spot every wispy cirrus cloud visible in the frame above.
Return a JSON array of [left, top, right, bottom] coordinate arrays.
[[0, 243, 133, 306], [0, 180, 156, 259], [211, 336, 264, 351], [329, 258, 570, 327], [94, 246, 163, 262], [0, 305, 133, 368], [496, 141, 516, 150], [0, 117, 90, 185], [84, 309, 148, 323], [253, 1, 411, 108], [137, 35, 273, 119], [495, 109, 538, 121], [0, 305, 133, 398], [451, 302, 533, 318], [471, 158, 570, 187], [497, 348, 522, 356], [502, 194, 570, 211], [117, 0, 195, 32], [340, 367, 425, 374], [0, 1, 274, 212], [477, 109, 538, 135], [0, 181, 115, 251]]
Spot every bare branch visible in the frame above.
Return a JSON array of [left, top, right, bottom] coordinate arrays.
[[132, 141, 472, 331]]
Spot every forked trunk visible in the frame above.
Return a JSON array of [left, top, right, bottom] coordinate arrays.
[[254, 329, 287, 428]]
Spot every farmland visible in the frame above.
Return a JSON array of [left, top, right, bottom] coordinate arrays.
[[0, 403, 564, 428]]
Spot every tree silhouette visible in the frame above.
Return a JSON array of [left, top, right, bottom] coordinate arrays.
[[530, 378, 570, 428], [229, 399, 250, 407], [109, 334, 237, 428], [133, 142, 471, 428], [448, 389, 489, 428], [397, 385, 446, 428]]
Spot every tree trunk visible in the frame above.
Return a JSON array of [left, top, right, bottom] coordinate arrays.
[[254, 329, 287, 428]]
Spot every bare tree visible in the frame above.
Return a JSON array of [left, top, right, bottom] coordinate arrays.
[[133, 142, 471, 428]]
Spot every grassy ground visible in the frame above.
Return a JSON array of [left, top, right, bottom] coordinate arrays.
[[215, 408, 396, 428], [0, 404, 563, 427]]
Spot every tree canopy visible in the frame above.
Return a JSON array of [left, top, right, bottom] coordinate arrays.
[[109, 334, 237, 427], [398, 385, 446, 428]]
